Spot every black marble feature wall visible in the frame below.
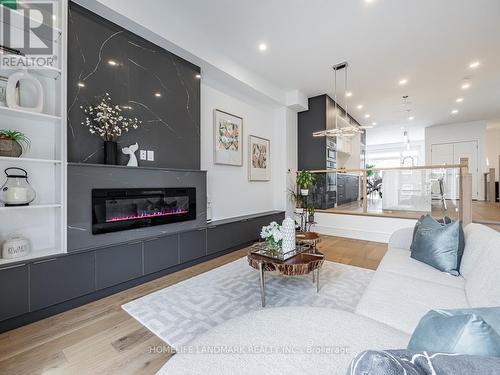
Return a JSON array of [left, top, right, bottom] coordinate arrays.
[[67, 3, 201, 169]]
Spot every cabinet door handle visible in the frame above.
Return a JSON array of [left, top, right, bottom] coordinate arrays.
[[207, 225, 218, 229], [197, 228, 206, 231], [0, 263, 26, 271], [33, 258, 57, 265], [240, 219, 249, 222]]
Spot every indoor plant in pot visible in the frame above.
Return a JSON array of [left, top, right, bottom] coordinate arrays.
[[308, 206, 315, 223], [81, 93, 142, 165], [0, 129, 31, 157], [296, 170, 315, 196]]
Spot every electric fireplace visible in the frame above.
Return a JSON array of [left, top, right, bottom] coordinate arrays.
[[92, 188, 196, 234]]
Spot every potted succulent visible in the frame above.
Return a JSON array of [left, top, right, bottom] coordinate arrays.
[[81, 93, 142, 165], [288, 187, 304, 212], [0, 129, 31, 157], [296, 170, 315, 196], [308, 206, 315, 223]]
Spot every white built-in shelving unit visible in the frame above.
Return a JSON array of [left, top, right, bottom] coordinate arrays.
[[0, 1, 67, 265]]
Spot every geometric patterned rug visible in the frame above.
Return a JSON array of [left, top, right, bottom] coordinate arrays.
[[122, 257, 374, 349]]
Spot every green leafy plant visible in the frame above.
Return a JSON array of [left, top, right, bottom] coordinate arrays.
[[0, 129, 31, 151], [366, 164, 376, 177], [296, 170, 316, 190], [288, 187, 304, 208], [307, 206, 315, 216]]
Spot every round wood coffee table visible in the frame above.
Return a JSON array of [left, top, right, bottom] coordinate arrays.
[[247, 247, 324, 307]]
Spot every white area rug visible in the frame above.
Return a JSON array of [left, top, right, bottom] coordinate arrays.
[[122, 257, 374, 348]]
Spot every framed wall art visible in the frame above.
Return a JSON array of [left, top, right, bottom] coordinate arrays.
[[213, 109, 243, 166], [248, 135, 270, 181]]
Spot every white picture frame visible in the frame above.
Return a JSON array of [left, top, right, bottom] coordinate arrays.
[[213, 109, 243, 166], [248, 135, 271, 181]]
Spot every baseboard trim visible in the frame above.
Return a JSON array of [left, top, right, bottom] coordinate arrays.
[[314, 225, 393, 243]]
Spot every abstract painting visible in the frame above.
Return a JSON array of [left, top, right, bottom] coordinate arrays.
[[249, 135, 270, 181], [214, 109, 243, 166]]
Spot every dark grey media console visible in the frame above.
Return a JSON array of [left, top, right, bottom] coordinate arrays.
[[0, 210, 284, 332], [0, 163, 284, 332]]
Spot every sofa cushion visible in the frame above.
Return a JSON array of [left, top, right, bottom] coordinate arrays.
[[408, 308, 500, 356], [355, 270, 469, 334], [388, 227, 414, 251], [348, 350, 500, 375], [378, 248, 465, 289], [410, 217, 461, 275], [460, 224, 498, 278], [464, 227, 500, 307]]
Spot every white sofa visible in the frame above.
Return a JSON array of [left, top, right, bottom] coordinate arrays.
[[160, 223, 500, 374], [356, 223, 500, 334]]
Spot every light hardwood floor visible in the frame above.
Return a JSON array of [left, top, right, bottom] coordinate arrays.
[[0, 236, 386, 375]]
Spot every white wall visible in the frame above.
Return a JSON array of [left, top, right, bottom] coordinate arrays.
[[486, 123, 500, 181], [201, 82, 294, 221]]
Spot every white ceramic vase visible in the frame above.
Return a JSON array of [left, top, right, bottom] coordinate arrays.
[[122, 143, 139, 167], [281, 217, 296, 253], [6, 70, 44, 113]]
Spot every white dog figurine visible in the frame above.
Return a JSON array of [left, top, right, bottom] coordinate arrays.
[[122, 142, 139, 167]]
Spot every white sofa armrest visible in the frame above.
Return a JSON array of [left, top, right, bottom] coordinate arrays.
[[388, 227, 414, 251]]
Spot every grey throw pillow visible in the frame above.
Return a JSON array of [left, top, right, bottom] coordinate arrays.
[[347, 349, 500, 375], [410, 215, 462, 275], [408, 308, 500, 357]]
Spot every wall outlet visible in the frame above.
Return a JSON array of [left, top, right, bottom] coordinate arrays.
[[147, 150, 155, 161], [140, 150, 147, 160]]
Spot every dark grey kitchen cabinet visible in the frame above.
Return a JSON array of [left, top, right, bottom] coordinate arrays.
[[144, 235, 179, 275], [179, 229, 207, 263], [95, 242, 142, 290], [337, 174, 359, 205], [30, 252, 95, 311], [0, 264, 29, 321]]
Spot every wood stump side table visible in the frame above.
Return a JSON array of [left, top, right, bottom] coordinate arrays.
[[247, 246, 324, 307]]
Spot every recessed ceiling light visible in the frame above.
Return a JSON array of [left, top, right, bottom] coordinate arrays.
[[108, 60, 118, 66], [364, 114, 371, 118], [195, 74, 201, 79], [258, 43, 267, 52], [408, 116, 415, 121], [357, 104, 364, 110], [365, 0, 375, 3], [469, 61, 480, 69], [399, 78, 408, 86], [456, 98, 464, 103], [372, 122, 377, 126], [345, 92, 353, 98], [451, 109, 459, 114], [77, 82, 85, 88], [154, 92, 162, 98], [461, 83, 471, 90]]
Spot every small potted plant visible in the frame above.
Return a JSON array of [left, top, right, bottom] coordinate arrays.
[[288, 187, 304, 213], [296, 170, 315, 196], [0, 129, 30, 157], [308, 207, 315, 223]]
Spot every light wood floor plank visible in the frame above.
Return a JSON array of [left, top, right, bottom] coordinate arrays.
[[0, 235, 386, 375]]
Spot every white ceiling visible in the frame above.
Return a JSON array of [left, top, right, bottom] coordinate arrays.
[[95, 0, 500, 132]]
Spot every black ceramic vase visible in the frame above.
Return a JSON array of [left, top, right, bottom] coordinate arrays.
[[104, 141, 117, 165]]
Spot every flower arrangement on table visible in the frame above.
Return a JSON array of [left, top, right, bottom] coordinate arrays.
[[260, 221, 284, 251]]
